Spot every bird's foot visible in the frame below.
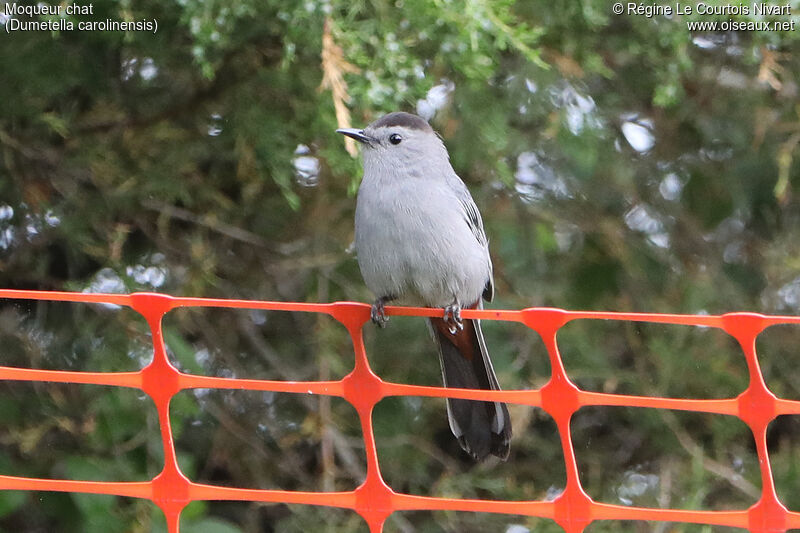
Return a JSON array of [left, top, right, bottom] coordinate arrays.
[[443, 301, 463, 334], [371, 297, 391, 328]]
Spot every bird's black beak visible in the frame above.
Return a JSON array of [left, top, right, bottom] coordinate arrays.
[[336, 128, 372, 145]]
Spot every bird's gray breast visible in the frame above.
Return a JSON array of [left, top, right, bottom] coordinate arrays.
[[354, 175, 490, 307]]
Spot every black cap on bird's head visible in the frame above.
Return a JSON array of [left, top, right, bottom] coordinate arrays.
[[368, 112, 433, 132]]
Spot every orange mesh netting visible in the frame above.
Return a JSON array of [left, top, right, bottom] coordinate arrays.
[[1, 289, 799, 532]]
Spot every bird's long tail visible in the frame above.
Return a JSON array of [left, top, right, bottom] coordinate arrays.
[[429, 315, 511, 460]]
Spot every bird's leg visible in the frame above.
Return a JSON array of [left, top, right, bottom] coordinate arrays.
[[371, 296, 393, 328], [443, 299, 464, 335]]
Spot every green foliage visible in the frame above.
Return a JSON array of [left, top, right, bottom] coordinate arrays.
[[1, 0, 800, 531]]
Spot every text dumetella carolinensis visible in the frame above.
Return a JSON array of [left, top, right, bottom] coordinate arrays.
[[337, 112, 511, 461]]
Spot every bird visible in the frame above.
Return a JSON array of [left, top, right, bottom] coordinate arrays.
[[337, 111, 511, 461]]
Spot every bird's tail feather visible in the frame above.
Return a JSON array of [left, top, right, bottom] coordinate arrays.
[[429, 316, 511, 461]]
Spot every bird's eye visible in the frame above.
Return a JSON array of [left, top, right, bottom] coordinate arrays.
[[389, 133, 402, 145]]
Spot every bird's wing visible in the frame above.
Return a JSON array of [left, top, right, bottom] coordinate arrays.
[[460, 195, 487, 247], [452, 179, 494, 302]]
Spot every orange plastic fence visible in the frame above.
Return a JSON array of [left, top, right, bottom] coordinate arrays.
[[1, 289, 800, 532]]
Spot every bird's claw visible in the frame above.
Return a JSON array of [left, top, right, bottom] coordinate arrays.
[[443, 303, 463, 335], [371, 298, 389, 328]]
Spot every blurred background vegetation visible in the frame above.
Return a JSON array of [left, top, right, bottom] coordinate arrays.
[[1, 0, 800, 531]]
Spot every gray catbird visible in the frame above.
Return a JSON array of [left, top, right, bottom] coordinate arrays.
[[337, 112, 511, 461]]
